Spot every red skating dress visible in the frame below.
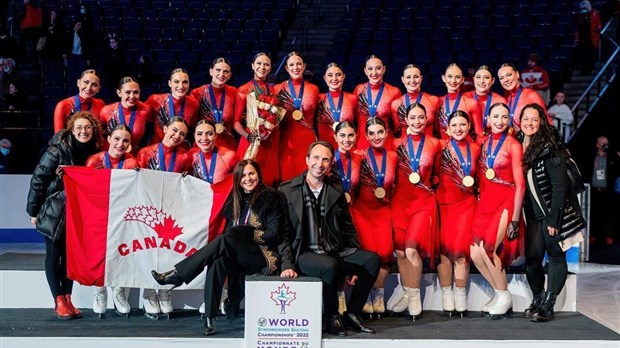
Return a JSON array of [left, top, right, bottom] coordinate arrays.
[[353, 82, 402, 150], [98, 101, 153, 155], [329, 149, 362, 207], [462, 91, 506, 137], [505, 86, 552, 132], [391, 91, 441, 138], [54, 95, 105, 132], [391, 134, 441, 266], [146, 93, 199, 144], [275, 78, 319, 182], [235, 79, 280, 187], [137, 143, 192, 173], [316, 90, 357, 150], [435, 138, 481, 262], [349, 146, 397, 265], [85, 151, 139, 169], [472, 132, 524, 266], [436, 92, 482, 140], [191, 84, 238, 151]]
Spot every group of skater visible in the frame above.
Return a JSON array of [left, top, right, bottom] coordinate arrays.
[[27, 52, 585, 336]]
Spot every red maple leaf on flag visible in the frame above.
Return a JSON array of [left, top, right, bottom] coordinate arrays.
[[154, 215, 183, 241]]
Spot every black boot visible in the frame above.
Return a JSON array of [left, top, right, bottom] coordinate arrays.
[[204, 317, 216, 336], [151, 269, 184, 287], [523, 291, 545, 318], [531, 292, 556, 322]]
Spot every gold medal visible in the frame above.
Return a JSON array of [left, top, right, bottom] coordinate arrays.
[[215, 123, 225, 134], [375, 187, 386, 199], [462, 175, 475, 187], [125, 144, 132, 154], [292, 109, 303, 120], [485, 168, 496, 180], [332, 122, 339, 131], [409, 172, 420, 184], [345, 192, 351, 203]]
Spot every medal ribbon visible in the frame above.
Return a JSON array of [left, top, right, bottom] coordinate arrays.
[[450, 138, 472, 176], [168, 95, 186, 118], [104, 153, 125, 169], [117, 103, 137, 130], [474, 93, 493, 130], [288, 79, 305, 110], [157, 143, 177, 172], [507, 87, 523, 126], [366, 83, 385, 117], [407, 135, 425, 173], [368, 148, 387, 188], [199, 147, 218, 184], [335, 151, 352, 192], [208, 85, 226, 124], [74, 95, 92, 112], [486, 132, 507, 170], [327, 90, 344, 122], [444, 93, 462, 117], [404, 92, 423, 108]]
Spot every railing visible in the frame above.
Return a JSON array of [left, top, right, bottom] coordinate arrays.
[[569, 18, 620, 142]]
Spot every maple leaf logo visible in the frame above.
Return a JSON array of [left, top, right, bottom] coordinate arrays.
[[123, 205, 184, 241], [270, 283, 297, 314]]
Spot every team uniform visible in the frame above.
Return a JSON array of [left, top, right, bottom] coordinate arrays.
[[353, 82, 402, 149], [85, 151, 139, 169], [191, 84, 238, 151], [54, 95, 105, 132], [98, 101, 153, 155], [505, 86, 551, 132], [316, 91, 357, 150], [391, 91, 441, 138], [436, 92, 482, 140], [146, 93, 199, 144], [462, 91, 506, 138], [137, 143, 192, 173], [329, 149, 362, 207]]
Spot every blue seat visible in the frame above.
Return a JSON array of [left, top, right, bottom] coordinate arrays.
[[156, 51, 177, 64]]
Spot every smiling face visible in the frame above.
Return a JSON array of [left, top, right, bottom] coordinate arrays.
[[324, 66, 345, 91], [364, 58, 385, 85], [520, 107, 541, 137], [107, 129, 131, 157], [209, 62, 231, 88], [162, 121, 188, 147], [117, 81, 140, 108], [194, 122, 216, 152], [474, 69, 495, 95], [72, 118, 94, 143], [401, 66, 423, 93], [366, 123, 387, 149], [554, 91, 566, 105], [498, 66, 520, 91], [442, 65, 464, 93], [77, 73, 101, 100], [285, 54, 306, 80], [252, 55, 272, 80], [240, 163, 259, 193], [168, 71, 190, 99], [335, 126, 357, 152], [488, 104, 510, 134], [306, 144, 333, 181], [406, 105, 427, 135], [448, 115, 470, 141]]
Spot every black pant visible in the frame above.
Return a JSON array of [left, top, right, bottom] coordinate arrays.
[[173, 234, 266, 318], [296, 249, 380, 317], [524, 217, 568, 296], [44, 235, 73, 299]]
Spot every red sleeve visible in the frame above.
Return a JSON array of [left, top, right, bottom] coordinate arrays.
[[509, 139, 525, 221], [85, 152, 103, 168], [234, 83, 249, 124], [53, 98, 71, 133]]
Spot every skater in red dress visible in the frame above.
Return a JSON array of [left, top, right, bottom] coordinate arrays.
[[462, 65, 506, 137], [349, 117, 397, 318], [191, 58, 238, 151], [391, 64, 440, 138], [137, 117, 193, 318], [497, 63, 552, 132], [86, 124, 138, 318], [99, 77, 153, 155], [317, 63, 357, 150], [470, 102, 525, 319], [190, 120, 239, 186], [435, 110, 481, 317], [436, 64, 483, 140], [234, 52, 280, 187], [353, 55, 402, 150], [54, 69, 105, 132], [275, 51, 319, 182], [390, 103, 441, 320], [146, 68, 199, 145]]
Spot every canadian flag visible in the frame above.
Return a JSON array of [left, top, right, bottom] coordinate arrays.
[[63, 167, 232, 289]]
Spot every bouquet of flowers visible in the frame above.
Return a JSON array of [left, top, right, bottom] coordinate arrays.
[[244, 91, 287, 160]]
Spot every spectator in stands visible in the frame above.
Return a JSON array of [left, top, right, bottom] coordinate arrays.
[[1, 58, 18, 99], [587, 136, 618, 245], [575, 0, 602, 75], [0, 138, 12, 174], [521, 53, 551, 105], [40, 10, 64, 64], [547, 91, 574, 141], [0, 30, 21, 59], [133, 54, 153, 88], [77, 4, 94, 47], [4, 81, 26, 111], [14, 0, 43, 62], [102, 33, 128, 99], [64, 19, 93, 86]]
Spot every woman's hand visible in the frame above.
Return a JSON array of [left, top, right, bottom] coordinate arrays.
[[55, 166, 65, 177], [280, 269, 298, 279], [547, 226, 558, 236], [30, 217, 37, 226], [347, 275, 358, 286], [507, 220, 519, 240]]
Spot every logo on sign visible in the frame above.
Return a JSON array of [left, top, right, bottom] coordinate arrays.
[[270, 283, 297, 314]]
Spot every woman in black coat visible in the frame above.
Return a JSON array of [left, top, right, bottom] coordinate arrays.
[[151, 159, 296, 335], [519, 103, 585, 322], [26, 111, 103, 320]]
